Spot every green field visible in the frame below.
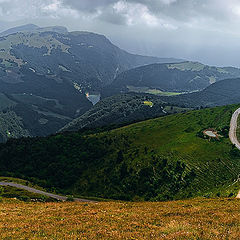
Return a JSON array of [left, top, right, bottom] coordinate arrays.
[[127, 85, 182, 96], [143, 101, 154, 107]]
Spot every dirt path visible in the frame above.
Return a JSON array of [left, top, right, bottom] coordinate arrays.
[[229, 108, 240, 150], [0, 182, 95, 202], [229, 108, 240, 198]]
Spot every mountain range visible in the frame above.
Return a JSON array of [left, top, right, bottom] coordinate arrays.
[[1, 24, 240, 142], [0, 24, 240, 204], [103, 61, 240, 97], [0, 24, 181, 141]]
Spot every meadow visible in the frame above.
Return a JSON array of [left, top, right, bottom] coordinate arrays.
[[0, 198, 240, 239]]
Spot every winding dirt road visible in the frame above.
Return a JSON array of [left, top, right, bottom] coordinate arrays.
[[229, 108, 240, 150], [0, 182, 95, 202], [229, 107, 240, 198]]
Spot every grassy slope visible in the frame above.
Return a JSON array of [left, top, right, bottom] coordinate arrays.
[[0, 177, 57, 202], [1, 104, 240, 200], [0, 198, 240, 239], [92, 104, 240, 198], [0, 186, 56, 202]]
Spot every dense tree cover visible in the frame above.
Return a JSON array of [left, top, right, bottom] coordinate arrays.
[[61, 93, 189, 132], [0, 104, 240, 201], [0, 132, 195, 201], [0, 111, 30, 142]]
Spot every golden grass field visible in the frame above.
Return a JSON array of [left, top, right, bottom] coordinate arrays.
[[0, 198, 240, 239]]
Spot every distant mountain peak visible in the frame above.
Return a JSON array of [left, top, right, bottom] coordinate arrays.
[[0, 24, 39, 37], [0, 24, 68, 37]]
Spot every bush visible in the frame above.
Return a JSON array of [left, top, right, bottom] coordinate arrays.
[[66, 196, 74, 202], [228, 193, 234, 198], [18, 195, 31, 202]]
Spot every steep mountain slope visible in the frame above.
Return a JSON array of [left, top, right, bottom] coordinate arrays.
[[0, 68, 92, 140], [164, 77, 240, 108], [0, 111, 30, 142], [0, 29, 179, 91], [61, 93, 189, 132], [62, 77, 240, 132], [104, 62, 240, 96], [0, 26, 180, 141], [0, 104, 239, 201]]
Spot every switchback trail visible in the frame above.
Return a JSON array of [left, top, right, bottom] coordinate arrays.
[[0, 182, 96, 202], [229, 107, 240, 198]]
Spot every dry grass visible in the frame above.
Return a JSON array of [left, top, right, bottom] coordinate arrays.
[[0, 198, 240, 239]]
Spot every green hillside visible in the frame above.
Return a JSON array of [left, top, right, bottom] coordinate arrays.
[[0, 104, 240, 201]]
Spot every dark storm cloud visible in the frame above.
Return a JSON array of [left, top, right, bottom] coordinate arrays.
[[1, 0, 240, 67], [61, 0, 117, 12], [61, 0, 233, 24]]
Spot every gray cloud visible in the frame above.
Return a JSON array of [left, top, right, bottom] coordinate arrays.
[[62, 0, 117, 13], [1, 0, 240, 67], [61, 0, 235, 25]]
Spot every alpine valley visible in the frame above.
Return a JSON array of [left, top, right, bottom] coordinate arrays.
[[1, 24, 240, 141]]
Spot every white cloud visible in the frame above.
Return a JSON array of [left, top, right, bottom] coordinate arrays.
[[112, 1, 176, 29], [0, 0, 79, 21], [41, 0, 79, 19], [159, 0, 176, 5]]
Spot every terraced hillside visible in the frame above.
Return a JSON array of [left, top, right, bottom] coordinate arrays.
[[0, 104, 239, 201]]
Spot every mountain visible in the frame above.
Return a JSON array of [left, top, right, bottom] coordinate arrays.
[[0, 24, 40, 36], [0, 25, 181, 141], [103, 61, 240, 97], [62, 77, 240, 133], [163, 77, 240, 108], [61, 93, 190, 132], [0, 24, 68, 37], [0, 104, 239, 201], [0, 27, 181, 91]]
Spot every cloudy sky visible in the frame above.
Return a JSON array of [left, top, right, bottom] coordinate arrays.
[[1, 0, 240, 67]]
